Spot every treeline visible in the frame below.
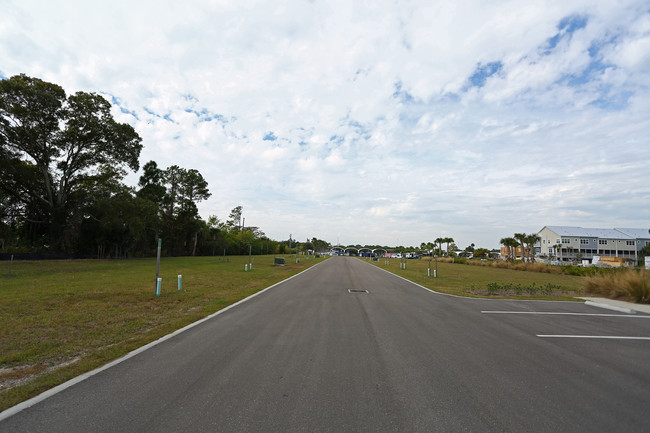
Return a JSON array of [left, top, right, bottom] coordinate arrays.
[[0, 74, 330, 258]]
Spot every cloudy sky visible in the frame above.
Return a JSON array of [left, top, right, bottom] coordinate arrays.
[[2, 0, 649, 249]]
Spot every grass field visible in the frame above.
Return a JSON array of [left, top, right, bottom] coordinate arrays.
[[0, 254, 587, 412], [364, 257, 584, 299], [0, 254, 326, 411]]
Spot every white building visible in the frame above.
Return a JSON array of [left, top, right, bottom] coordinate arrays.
[[537, 226, 650, 265]]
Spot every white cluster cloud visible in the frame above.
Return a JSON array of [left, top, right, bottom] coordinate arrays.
[[1, 0, 649, 249]]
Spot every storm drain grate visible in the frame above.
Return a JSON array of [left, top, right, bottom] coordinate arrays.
[[348, 289, 369, 294]]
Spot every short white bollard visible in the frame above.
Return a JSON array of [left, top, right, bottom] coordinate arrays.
[[178, 275, 182, 291]]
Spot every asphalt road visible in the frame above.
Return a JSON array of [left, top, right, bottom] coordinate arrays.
[[2, 256, 650, 432]]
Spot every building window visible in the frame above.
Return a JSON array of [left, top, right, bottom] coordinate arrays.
[[580, 239, 589, 244], [626, 240, 635, 246], [562, 238, 570, 244], [599, 240, 607, 245]]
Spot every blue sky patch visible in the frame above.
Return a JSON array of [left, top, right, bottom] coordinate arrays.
[[559, 14, 588, 33], [105, 93, 139, 120], [393, 81, 415, 103], [143, 107, 159, 118], [263, 131, 277, 141], [469, 61, 503, 88], [563, 59, 610, 86], [184, 108, 227, 124], [545, 14, 589, 52], [590, 88, 632, 110]]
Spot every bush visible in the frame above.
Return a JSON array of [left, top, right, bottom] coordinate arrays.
[[474, 281, 568, 297], [583, 269, 650, 303]]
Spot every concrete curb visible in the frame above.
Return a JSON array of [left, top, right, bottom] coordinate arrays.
[[584, 300, 636, 314], [0, 259, 327, 422]]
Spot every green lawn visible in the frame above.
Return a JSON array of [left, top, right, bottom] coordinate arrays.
[[0, 254, 326, 411], [364, 257, 584, 299]]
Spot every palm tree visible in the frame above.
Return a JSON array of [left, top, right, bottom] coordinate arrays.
[[444, 237, 454, 256], [514, 233, 527, 262], [524, 233, 541, 263], [504, 237, 519, 261], [500, 237, 513, 260], [435, 237, 444, 257]]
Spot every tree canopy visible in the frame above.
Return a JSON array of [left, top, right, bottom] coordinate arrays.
[[0, 74, 142, 251]]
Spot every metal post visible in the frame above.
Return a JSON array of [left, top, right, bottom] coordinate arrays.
[[155, 238, 161, 294], [435, 253, 438, 278], [156, 277, 162, 296], [178, 275, 182, 291]]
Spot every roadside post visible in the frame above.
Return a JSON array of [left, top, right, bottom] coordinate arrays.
[[156, 278, 162, 296], [155, 238, 162, 294], [178, 275, 182, 291]]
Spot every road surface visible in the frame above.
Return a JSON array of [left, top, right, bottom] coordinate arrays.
[[2, 256, 650, 432]]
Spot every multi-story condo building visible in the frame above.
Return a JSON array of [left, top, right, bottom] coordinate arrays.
[[537, 226, 650, 265]]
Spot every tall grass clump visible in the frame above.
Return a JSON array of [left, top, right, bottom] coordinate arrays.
[[583, 269, 650, 303]]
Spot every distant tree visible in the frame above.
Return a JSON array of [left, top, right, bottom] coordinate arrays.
[[525, 233, 541, 263], [444, 237, 454, 256], [513, 233, 527, 261], [474, 248, 491, 258], [137, 161, 166, 206], [435, 237, 444, 256], [639, 243, 650, 266], [500, 237, 512, 260], [0, 74, 142, 252], [228, 206, 243, 230]]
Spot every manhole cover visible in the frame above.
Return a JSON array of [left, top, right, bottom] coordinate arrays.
[[348, 289, 369, 293]]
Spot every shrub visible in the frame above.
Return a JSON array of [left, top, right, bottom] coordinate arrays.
[[472, 281, 569, 297], [583, 269, 650, 303]]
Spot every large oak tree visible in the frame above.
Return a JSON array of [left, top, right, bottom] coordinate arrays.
[[0, 74, 142, 251]]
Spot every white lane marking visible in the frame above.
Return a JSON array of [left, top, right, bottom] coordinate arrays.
[[482, 311, 650, 318], [538, 335, 650, 340]]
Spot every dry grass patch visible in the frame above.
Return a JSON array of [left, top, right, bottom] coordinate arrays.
[[368, 257, 583, 299], [583, 269, 650, 303]]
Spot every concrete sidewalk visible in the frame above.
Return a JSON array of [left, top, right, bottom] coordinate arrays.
[[580, 297, 650, 314]]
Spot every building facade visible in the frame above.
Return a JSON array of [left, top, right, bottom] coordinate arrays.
[[536, 226, 650, 265]]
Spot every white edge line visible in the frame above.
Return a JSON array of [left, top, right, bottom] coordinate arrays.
[[584, 300, 636, 314], [481, 311, 649, 318], [538, 335, 650, 340], [0, 259, 327, 422]]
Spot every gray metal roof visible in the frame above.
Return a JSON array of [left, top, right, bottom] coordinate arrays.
[[615, 228, 650, 239], [542, 226, 643, 240]]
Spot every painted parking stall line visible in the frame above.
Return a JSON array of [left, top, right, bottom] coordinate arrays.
[[538, 335, 650, 340], [482, 311, 650, 318]]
